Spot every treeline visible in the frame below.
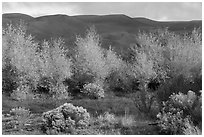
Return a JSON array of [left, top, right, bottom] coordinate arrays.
[[2, 23, 202, 101]]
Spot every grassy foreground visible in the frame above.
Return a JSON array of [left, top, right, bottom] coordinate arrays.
[[2, 94, 161, 135]]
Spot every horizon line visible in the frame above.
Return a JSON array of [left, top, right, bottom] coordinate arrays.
[[2, 12, 202, 22]]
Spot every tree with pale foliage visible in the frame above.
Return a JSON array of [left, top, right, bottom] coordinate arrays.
[[74, 26, 108, 83]]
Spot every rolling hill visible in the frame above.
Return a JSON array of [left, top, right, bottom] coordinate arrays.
[[2, 13, 202, 52]]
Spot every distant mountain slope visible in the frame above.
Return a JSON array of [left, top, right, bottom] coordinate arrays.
[[2, 13, 34, 27], [2, 13, 202, 51], [28, 14, 88, 45], [2, 13, 34, 21]]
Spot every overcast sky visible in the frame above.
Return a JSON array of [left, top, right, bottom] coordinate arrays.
[[2, 2, 202, 21]]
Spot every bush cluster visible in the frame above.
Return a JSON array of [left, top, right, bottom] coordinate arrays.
[[37, 39, 72, 94], [82, 82, 105, 99], [132, 91, 158, 115], [127, 28, 202, 117], [88, 112, 120, 134], [10, 107, 31, 130], [42, 103, 90, 134], [74, 27, 125, 95], [2, 23, 72, 98], [96, 112, 118, 127], [11, 84, 31, 100], [74, 26, 107, 82], [2, 22, 202, 114], [156, 90, 202, 135], [3, 23, 40, 93], [182, 117, 202, 135]]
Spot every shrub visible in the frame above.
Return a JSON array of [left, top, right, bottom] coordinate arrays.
[[104, 47, 132, 94], [94, 112, 118, 129], [157, 111, 202, 135], [131, 28, 202, 110], [2, 23, 40, 93], [133, 30, 168, 81], [49, 83, 70, 99], [157, 28, 201, 100], [2, 65, 19, 95], [157, 91, 202, 134], [182, 117, 202, 135], [2, 23, 73, 98], [72, 112, 121, 135], [137, 28, 201, 80], [105, 57, 138, 94], [105, 46, 124, 75], [37, 39, 72, 95], [74, 26, 108, 84], [10, 84, 31, 101], [42, 103, 90, 134], [157, 103, 185, 134], [166, 28, 202, 80], [128, 32, 167, 115], [63, 78, 86, 99], [106, 65, 131, 94], [132, 91, 159, 115], [169, 90, 202, 125], [82, 82, 105, 99], [74, 26, 135, 95], [119, 115, 135, 128], [10, 107, 31, 130], [186, 92, 201, 125]]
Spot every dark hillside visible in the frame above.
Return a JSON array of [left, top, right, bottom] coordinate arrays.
[[2, 13, 202, 51]]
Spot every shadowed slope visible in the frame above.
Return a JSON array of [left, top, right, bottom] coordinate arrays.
[[2, 13, 202, 51]]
